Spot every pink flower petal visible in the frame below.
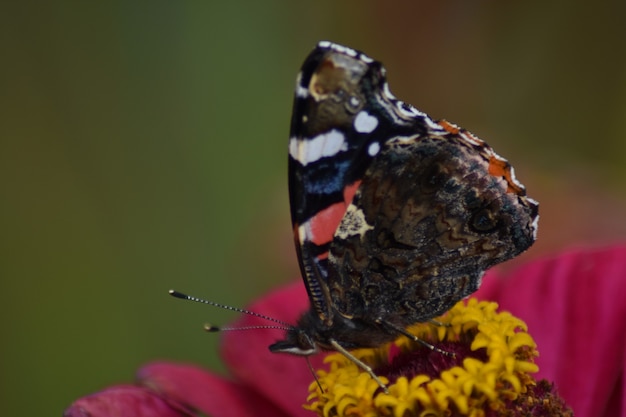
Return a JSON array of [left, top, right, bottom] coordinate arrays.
[[63, 385, 190, 417], [66, 246, 625, 417], [476, 245, 626, 417], [219, 281, 327, 417], [138, 362, 286, 417]]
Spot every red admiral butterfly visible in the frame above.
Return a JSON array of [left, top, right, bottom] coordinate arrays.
[[171, 41, 538, 392], [268, 41, 538, 387]]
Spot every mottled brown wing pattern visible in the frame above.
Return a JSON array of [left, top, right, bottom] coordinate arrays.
[[327, 133, 538, 330]]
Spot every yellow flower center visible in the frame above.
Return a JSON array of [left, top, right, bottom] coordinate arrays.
[[305, 299, 572, 417]]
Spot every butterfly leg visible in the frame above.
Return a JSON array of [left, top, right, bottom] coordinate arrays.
[[381, 320, 455, 357], [306, 357, 325, 393], [329, 339, 390, 394], [428, 318, 451, 327]]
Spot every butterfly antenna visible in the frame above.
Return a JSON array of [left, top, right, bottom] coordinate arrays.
[[204, 323, 292, 332], [169, 290, 294, 328]]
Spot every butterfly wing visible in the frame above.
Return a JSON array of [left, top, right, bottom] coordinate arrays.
[[280, 41, 538, 357], [288, 42, 442, 323], [289, 42, 538, 335], [326, 123, 539, 330]]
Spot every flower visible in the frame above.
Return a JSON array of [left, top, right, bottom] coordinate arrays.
[[62, 385, 192, 417], [305, 299, 572, 416], [475, 245, 626, 417], [64, 245, 626, 417]]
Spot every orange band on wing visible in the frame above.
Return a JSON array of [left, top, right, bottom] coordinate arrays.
[[307, 180, 362, 246], [488, 156, 524, 194], [438, 120, 460, 134]]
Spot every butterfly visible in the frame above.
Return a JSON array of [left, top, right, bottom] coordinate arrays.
[[267, 41, 539, 388], [170, 41, 539, 392]]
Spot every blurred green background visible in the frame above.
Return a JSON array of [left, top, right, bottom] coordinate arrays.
[[1, 1, 625, 415]]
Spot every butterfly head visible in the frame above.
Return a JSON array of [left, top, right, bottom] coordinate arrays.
[[269, 306, 340, 355], [268, 327, 319, 356]]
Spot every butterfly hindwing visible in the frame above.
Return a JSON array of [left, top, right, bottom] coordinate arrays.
[[326, 132, 538, 328]]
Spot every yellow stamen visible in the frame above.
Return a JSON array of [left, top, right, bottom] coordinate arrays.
[[305, 299, 570, 416]]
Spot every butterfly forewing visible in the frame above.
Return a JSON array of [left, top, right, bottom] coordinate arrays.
[[288, 43, 435, 323]]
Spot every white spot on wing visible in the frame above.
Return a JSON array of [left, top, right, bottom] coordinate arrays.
[[531, 214, 540, 240], [425, 117, 446, 132], [396, 102, 420, 117], [392, 134, 421, 144], [380, 82, 443, 132], [335, 205, 374, 239], [298, 223, 310, 244], [319, 41, 357, 57], [289, 137, 300, 164], [317, 41, 375, 65], [354, 111, 379, 133], [368, 141, 381, 156], [458, 130, 484, 147], [533, 216, 539, 240], [507, 166, 525, 190], [527, 198, 540, 240], [382, 82, 396, 100], [289, 130, 348, 166], [295, 72, 308, 98]]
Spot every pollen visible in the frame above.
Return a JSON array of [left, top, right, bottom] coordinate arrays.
[[304, 299, 572, 416]]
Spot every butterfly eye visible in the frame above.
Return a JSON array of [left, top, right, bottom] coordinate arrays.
[[470, 208, 499, 233]]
